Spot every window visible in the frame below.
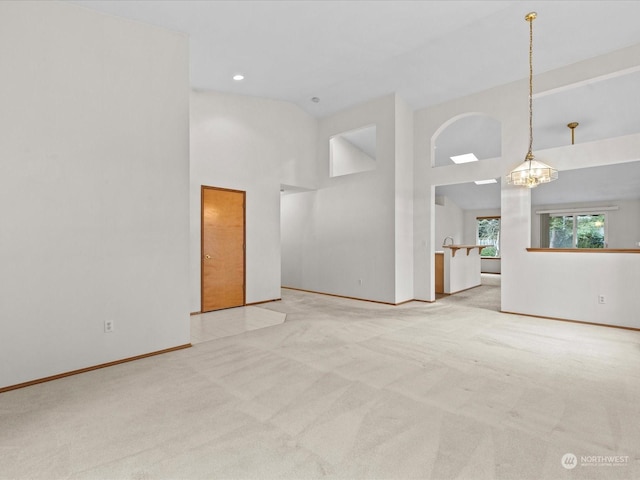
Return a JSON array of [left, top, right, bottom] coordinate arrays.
[[476, 216, 500, 257], [544, 213, 606, 248]]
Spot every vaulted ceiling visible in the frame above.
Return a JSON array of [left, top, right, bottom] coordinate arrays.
[[69, 1, 640, 210], [69, 1, 640, 118]]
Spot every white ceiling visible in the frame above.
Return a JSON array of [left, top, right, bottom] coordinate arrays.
[[530, 161, 640, 206], [69, 0, 640, 118], [68, 0, 640, 210], [436, 181, 502, 211]]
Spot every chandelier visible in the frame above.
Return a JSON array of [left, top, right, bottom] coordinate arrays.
[[506, 12, 558, 188]]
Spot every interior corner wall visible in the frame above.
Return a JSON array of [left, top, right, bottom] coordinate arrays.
[[0, 1, 190, 389], [189, 91, 317, 311], [280, 191, 315, 289], [281, 95, 398, 303], [435, 197, 465, 248], [330, 136, 376, 177], [394, 96, 414, 303]]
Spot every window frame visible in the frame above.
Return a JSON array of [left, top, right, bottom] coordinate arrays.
[[545, 212, 608, 249], [476, 215, 501, 258]]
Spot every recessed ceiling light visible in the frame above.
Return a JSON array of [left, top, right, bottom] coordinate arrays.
[[311, 97, 320, 103], [474, 179, 498, 185], [233, 74, 245, 81], [450, 153, 479, 164]]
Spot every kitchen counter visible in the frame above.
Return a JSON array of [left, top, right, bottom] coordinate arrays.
[[438, 245, 485, 294], [442, 244, 486, 257]]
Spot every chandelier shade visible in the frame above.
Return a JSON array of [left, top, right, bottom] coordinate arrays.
[[506, 153, 558, 188], [507, 12, 558, 188]]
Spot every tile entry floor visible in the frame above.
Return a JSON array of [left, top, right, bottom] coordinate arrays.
[[190, 305, 286, 344]]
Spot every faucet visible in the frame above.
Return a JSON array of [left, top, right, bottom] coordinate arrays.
[[442, 236, 454, 246]]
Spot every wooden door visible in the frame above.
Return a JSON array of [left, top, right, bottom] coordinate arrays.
[[201, 186, 245, 312], [435, 253, 444, 294]]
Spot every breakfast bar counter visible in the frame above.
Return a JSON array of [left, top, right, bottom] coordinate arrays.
[[437, 245, 484, 294]]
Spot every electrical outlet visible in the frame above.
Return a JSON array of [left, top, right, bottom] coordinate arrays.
[[104, 320, 114, 333], [358, 279, 363, 285], [598, 295, 606, 304]]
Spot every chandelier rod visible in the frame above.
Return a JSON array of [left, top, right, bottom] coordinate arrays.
[[526, 12, 536, 159], [568, 122, 579, 145]]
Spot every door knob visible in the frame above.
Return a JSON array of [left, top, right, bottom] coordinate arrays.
[[205, 254, 211, 259]]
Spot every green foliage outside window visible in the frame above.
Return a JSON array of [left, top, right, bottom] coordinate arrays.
[[549, 214, 605, 249], [577, 215, 605, 248], [477, 218, 500, 257], [549, 216, 573, 248]]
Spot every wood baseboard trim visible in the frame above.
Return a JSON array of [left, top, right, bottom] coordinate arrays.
[[446, 284, 482, 295], [500, 310, 640, 332], [246, 298, 281, 306], [395, 299, 415, 306], [282, 286, 412, 306], [190, 311, 202, 316], [0, 344, 192, 394]]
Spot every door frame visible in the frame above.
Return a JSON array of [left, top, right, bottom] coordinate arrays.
[[200, 185, 246, 312]]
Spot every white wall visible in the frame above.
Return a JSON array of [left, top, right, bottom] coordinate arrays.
[[0, 1, 190, 389], [281, 95, 400, 303], [444, 249, 482, 294], [190, 91, 317, 311], [330, 135, 376, 177], [394, 96, 414, 303], [415, 41, 640, 328], [480, 258, 501, 275], [502, 136, 640, 329], [281, 191, 314, 289], [435, 197, 464, 248]]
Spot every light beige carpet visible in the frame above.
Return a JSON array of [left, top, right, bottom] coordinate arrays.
[[1, 288, 639, 479], [437, 273, 501, 312]]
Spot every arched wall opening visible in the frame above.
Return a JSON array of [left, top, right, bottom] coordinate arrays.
[[429, 112, 503, 306]]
